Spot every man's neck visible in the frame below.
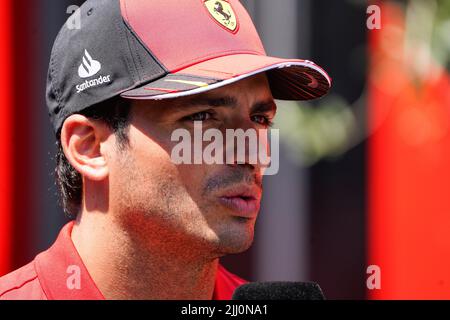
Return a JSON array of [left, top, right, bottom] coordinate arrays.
[[71, 212, 219, 300]]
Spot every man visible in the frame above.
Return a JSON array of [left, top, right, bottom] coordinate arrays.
[[0, 0, 330, 299]]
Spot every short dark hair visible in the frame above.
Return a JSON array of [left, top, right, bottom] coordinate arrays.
[[55, 97, 132, 218]]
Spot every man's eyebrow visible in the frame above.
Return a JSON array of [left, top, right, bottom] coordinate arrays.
[[186, 95, 238, 109], [185, 95, 276, 114], [251, 99, 277, 114]]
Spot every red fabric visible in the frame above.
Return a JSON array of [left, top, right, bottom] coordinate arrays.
[[120, 0, 266, 73], [174, 54, 307, 80], [0, 222, 247, 300]]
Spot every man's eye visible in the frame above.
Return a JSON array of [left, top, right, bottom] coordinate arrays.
[[185, 111, 213, 122], [251, 115, 274, 127]]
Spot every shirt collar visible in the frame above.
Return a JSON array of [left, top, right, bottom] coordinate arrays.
[[35, 221, 105, 300]]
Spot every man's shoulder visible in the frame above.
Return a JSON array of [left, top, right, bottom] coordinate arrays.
[[0, 260, 46, 300]]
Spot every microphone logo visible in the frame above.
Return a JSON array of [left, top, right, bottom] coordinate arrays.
[[78, 49, 102, 78]]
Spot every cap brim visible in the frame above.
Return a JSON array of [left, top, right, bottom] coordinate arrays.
[[120, 54, 331, 101]]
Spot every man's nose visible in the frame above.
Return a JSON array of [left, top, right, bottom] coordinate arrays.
[[223, 122, 268, 171]]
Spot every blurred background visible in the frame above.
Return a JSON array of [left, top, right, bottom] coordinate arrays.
[[0, 0, 449, 299]]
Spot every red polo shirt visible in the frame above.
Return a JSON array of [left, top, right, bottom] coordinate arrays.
[[0, 222, 247, 300]]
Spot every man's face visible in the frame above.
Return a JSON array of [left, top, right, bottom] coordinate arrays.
[[109, 73, 276, 258]]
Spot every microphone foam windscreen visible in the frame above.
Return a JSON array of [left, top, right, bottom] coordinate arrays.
[[232, 281, 325, 300]]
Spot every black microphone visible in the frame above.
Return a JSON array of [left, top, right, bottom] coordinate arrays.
[[232, 282, 325, 300]]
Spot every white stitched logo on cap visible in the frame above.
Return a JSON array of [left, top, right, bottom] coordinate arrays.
[[75, 49, 112, 94], [78, 49, 101, 78]]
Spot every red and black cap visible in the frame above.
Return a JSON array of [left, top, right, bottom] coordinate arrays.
[[47, 0, 332, 134]]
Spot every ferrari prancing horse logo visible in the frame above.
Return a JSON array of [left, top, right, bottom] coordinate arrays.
[[204, 0, 238, 32]]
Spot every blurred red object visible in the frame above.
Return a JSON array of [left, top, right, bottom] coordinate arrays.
[[368, 1, 450, 299]]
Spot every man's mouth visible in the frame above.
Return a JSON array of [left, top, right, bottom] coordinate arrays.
[[217, 186, 261, 218]]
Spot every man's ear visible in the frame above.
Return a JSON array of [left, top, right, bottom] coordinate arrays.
[[60, 114, 110, 181]]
